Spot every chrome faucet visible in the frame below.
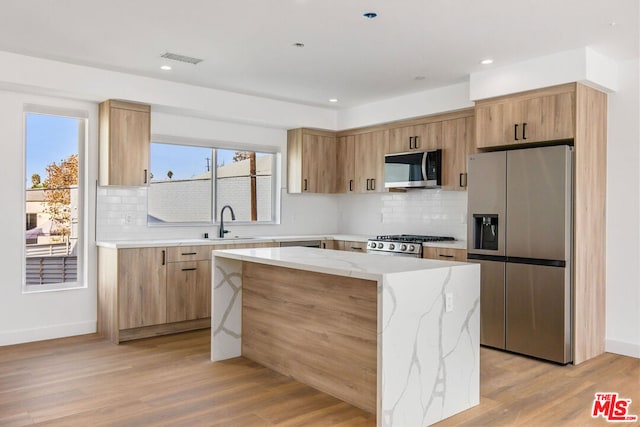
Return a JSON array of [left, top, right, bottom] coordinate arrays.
[[218, 205, 236, 238]]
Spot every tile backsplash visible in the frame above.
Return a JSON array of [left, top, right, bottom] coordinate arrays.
[[96, 186, 149, 241], [96, 185, 467, 241], [337, 190, 467, 240]]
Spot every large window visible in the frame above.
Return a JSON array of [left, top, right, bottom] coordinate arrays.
[[24, 110, 86, 291], [148, 141, 278, 224]]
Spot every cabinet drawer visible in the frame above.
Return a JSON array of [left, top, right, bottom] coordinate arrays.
[[167, 245, 213, 262], [422, 247, 467, 262]]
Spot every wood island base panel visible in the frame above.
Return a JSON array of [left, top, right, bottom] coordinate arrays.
[[211, 247, 481, 427]]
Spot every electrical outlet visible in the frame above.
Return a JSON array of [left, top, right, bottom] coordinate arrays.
[[445, 293, 454, 312], [124, 213, 133, 224]]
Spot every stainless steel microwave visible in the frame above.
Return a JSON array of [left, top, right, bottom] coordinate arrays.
[[384, 149, 442, 188]]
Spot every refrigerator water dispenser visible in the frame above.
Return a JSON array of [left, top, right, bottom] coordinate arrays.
[[473, 214, 499, 250]]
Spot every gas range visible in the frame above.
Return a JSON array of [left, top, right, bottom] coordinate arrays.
[[367, 234, 456, 257]]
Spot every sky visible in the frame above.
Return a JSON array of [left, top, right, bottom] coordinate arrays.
[[25, 113, 79, 187], [150, 144, 267, 181]]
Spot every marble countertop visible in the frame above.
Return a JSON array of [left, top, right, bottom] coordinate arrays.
[[212, 246, 468, 281], [96, 234, 369, 249], [97, 234, 468, 250]]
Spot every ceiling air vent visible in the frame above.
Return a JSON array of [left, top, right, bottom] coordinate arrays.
[[160, 52, 203, 65]]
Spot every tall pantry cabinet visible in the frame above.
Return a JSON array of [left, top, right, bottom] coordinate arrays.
[[474, 83, 607, 364]]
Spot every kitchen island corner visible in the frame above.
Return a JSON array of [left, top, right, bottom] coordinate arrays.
[[211, 246, 480, 427]]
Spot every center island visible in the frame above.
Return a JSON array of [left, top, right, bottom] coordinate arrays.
[[211, 246, 480, 427]]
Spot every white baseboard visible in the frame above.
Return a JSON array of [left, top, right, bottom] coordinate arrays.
[[0, 321, 97, 346], [606, 339, 640, 358]]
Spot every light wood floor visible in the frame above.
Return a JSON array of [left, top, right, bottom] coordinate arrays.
[[0, 329, 637, 426]]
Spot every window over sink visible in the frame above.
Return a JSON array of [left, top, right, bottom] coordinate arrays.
[[148, 140, 280, 224]]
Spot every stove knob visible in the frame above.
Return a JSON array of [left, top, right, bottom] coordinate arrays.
[[379, 243, 384, 249], [389, 244, 395, 250], [401, 244, 407, 251], [408, 245, 415, 252], [368, 242, 375, 248]]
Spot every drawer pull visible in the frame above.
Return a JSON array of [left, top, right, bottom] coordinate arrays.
[[439, 254, 454, 258], [181, 252, 197, 256], [351, 246, 362, 251], [181, 268, 197, 271]]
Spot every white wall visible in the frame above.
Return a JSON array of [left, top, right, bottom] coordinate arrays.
[[338, 82, 473, 130], [0, 90, 98, 345], [604, 58, 640, 357], [0, 50, 338, 130], [469, 47, 619, 100]]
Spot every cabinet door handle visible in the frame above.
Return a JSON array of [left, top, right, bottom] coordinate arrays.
[[181, 268, 197, 271], [303, 178, 308, 191], [144, 169, 148, 184], [162, 250, 166, 266], [371, 178, 375, 190], [459, 173, 468, 187], [181, 252, 197, 256], [349, 179, 353, 192], [366, 178, 370, 190], [414, 135, 419, 149], [408, 136, 414, 149], [522, 122, 527, 140], [514, 124, 519, 141], [439, 254, 454, 258]]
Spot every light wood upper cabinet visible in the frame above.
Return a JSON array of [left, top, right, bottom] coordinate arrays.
[[118, 247, 167, 329], [354, 130, 388, 193], [441, 116, 474, 191], [287, 129, 336, 193], [99, 100, 151, 186], [336, 135, 356, 193], [388, 122, 442, 153], [475, 86, 575, 148]]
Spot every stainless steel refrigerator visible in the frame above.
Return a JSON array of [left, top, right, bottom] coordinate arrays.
[[467, 145, 573, 364]]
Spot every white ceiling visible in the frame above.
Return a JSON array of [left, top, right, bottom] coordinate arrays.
[[1, 0, 638, 108]]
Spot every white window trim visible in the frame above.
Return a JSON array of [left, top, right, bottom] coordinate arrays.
[[22, 105, 88, 293]]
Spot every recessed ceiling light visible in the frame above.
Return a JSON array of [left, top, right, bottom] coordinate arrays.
[[363, 12, 377, 19], [160, 65, 172, 71], [480, 58, 494, 65], [292, 42, 305, 48], [609, 21, 617, 27], [414, 76, 426, 81], [329, 98, 339, 103]]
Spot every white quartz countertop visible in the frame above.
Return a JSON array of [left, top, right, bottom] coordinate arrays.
[[96, 234, 369, 249], [213, 246, 468, 281], [96, 234, 468, 250]]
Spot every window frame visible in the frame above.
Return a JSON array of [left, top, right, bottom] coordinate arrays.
[[22, 105, 88, 293], [149, 135, 281, 226]]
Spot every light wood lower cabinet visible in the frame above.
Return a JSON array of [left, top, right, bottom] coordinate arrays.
[[333, 240, 367, 252], [117, 247, 167, 330], [167, 260, 211, 323], [422, 247, 467, 262], [98, 242, 278, 344]]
